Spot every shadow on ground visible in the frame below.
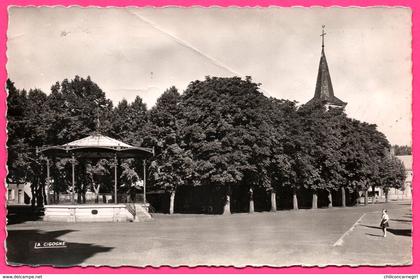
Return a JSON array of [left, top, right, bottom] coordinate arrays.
[[7, 206, 44, 225], [391, 219, 411, 223], [6, 229, 113, 266], [365, 233, 383, 237], [361, 224, 380, 230], [361, 224, 411, 237], [388, 228, 412, 237]]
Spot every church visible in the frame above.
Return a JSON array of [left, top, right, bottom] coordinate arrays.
[[306, 26, 347, 109], [306, 26, 411, 204]]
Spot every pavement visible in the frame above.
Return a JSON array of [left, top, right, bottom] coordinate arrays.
[[5, 201, 412, 267]]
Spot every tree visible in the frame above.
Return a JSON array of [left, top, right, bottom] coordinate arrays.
[[6, 80, 51, 206], [85, 159, 113, 203], [7, 79, 29, 184], [111, 99, 131, 140], [41, 76, 115, 203], [178, 76, 286, 214], [145, 87, 191, 214], [7, 74, 401, 213], [45, 76, 113, 144], [119, 160, 142, 202], [338, 118, 390, 205], [257, 98, 296, 212], [50, 158, 72, 203], [7, 77, 115, 205], [291, 101, 346, 209], [111, 96, 148, 145], [380, 156, 406, 203]]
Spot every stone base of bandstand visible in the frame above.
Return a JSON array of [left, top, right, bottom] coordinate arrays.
[[43, 203, 152, 222], [133, 203, 152, 222]]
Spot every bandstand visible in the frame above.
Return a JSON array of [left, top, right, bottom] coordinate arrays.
[[38, 133, 154, 222]]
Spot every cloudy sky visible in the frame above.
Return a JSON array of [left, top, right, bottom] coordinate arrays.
[[7, 7, 411, 145]]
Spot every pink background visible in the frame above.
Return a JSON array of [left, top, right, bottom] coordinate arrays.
[[0, 0, 417, 274]]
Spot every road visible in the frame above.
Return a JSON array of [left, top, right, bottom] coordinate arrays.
[[6, 201, 412, 267]]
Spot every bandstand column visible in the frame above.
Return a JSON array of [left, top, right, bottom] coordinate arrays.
[[46, 158, 50, 205], [114, 154, 118, 204], [143, 159, 146, 204], [71, 153, 75, 204]]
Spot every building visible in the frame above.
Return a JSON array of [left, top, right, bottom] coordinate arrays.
[[306, 26, 347, 109], [7, 182, 32, 205]]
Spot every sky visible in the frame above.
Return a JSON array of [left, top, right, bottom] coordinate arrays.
[[6, 7, 412, 145]]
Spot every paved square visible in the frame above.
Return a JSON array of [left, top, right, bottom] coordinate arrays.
[[6, 201, 412, 267]]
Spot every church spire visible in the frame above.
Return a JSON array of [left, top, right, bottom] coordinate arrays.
[[307, 25, 347, 109]]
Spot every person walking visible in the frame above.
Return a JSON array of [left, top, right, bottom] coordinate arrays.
[[380, 209, 390, 237]]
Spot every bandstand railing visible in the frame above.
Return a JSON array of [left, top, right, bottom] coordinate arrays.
[[47, 193, 146, 205]]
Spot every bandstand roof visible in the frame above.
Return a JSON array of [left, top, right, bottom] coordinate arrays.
[[39, 133, 154, 159], [64, 134, 133, 148]]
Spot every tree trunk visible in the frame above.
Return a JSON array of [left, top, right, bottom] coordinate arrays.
[[37, 191, 43, 207], [31, 184, 36, 207], [328, 190, 333, 208], [293, 189, 298, 210], [33, 177, 41, 207], [43, 181, 48, 206], [364, 189, 368, 205], [169, 191, 175, 214], [223, 193, 231, 215], [341, 187, 346, 207], [371, 185, 376, 203], [82, 192, 86, 204], [249, 189, 254, 213], [312, 190, 318, 209], [77, 192, 81, 204], [94, 183, 100, 204], [270, 191, 277, 212], [385, 188, 389, 203], [37, 178, 44, 207]]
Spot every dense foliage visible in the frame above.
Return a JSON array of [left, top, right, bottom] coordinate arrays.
[[6, 76, 407, 211]]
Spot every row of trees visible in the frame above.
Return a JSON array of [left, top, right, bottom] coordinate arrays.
[[393, 145, 412, 156], [7, 76, 406, 213]]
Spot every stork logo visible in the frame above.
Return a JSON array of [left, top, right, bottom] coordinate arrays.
[[33, 241, 67, 249]]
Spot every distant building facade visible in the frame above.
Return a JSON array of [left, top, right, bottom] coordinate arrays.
[[7, 182, 32, 205]]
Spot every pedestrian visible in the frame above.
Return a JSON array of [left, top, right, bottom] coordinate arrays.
[[380, 209, 390, 237]]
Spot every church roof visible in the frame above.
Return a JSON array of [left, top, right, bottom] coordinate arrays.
[[307, 28, 347, 108]]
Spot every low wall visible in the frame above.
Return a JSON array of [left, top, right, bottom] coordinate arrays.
[[44, 204, 151, 222]]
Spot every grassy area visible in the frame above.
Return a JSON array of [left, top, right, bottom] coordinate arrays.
[[6, 201, 411, 267]]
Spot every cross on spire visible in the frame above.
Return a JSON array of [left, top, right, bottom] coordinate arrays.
[[320, 25, 326, 49]]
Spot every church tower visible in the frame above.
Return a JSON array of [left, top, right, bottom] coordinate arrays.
[[307, 25, 347, 109]]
